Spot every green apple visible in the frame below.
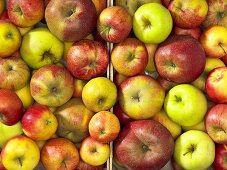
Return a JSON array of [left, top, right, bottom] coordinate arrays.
[[115, 0, 161, 16], [152, 110, 182, 139], [182, 120, 206, 132], [0, 122, 23, 148], [192, 57, 225, 92], [20, 27, 64, 69], [133, 3, 172, 44], [164, 84, 207, 126], [174, 130, 215, 170]]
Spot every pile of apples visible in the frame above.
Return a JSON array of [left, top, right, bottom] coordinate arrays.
[[0, 0, 226, 170]]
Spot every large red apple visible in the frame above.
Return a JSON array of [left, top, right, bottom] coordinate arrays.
[[213, 144, 227, 170], [97, 6, 132, 43], [202, 0, 227, 28], [154, 35, 206, 83], [206, 67, 227, 104], [41, 138, 80, 170], [173, 26, 201, 40], [0, 89, 23, 126], [205, 104, 227, 144], [45, 0, 97, 42], [8, 0, 44, 27], [114, 119, 174, 170], [111, 38, 148, 76], [66, 39, 109, 80]]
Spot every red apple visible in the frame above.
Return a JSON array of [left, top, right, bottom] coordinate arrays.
[[8, 0, 44, 27], [202, 0, 227, 28], [45, 0, 97, 42], [200, 25, 227, 58], [0, 89, 23, 126], [21, 104, 58, 141], [213, 144, 227, 170], [156, 76, 179, 91], [168, 0, 208, 29], [173, 26, 201, 39], [113, 102, 133, 127], [97, 6, 132, 43], [222, 55, 227, 66], [0, 10, 9, 21], [76, 160, 104, 170], [89, 111, 120, 143], [66, 39, 109, 80], [114, 119, 174, 170], [162, 0, 172, 7], [206, 67, 227, 104], [41, 138, 80, 170], [113, 73, 129, 88], [205, 104, 227, 144], [154, 35, 206, 83], [111, 38, 148, 76]]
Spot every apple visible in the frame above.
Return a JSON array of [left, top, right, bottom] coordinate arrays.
[[171, 158, 184, 170], [0, 89, 23, 126], [200, 25, 227, 58], [1, 135, 40, 170], [89, 111, 120, 143], [30, 64, 74, 107], [222, 55, 227, 66], [20, 27, 64, 69], [202, 0, 227, 28], [41, 138, 80, 170], [168, 0, 208, 29], [113, 73, 129, 88], [162, 0, 171, 7], [113, 102, 133, 127], [66, 39, 109, 80], [97, 6, 132, 43], [82, 77, 117, 112], [0, 10, 8, 20], [144, 43, 158, 74], [206, 67, 227, 103], [119, 75, 165, 120], [164, 84, 207, 126], [133, 3, 172, 44], [0, 0, 4, 16], [155, 35, 206, 83], [114, 119, 174, 170], [0, 20, 21, 58], [55, 97, 94, 143], [80, 136, 110, 166], [92, 0, 107, 15], [17, 26, 33, 36], [0, 122, 23, 148], [182, 120, 206, 132], [152, 109, 182, 139], [0, 152, 6, 170], [205, 104, 227, 144], [173, 26, 201, 39], [21, 104, 58, 141], [0, 56, 30, 91], [8, 0, 44, 27], [45, 0, 97, 42], [111, 38, 148, 76], [192, 57, 225, 92], [73, 79, 87, 97], [76, 159, 104, 170], [213, 144, 227, 170], [174, 130, 215, 170], [115, 0, 161, 16], [156, 76, 179, 92], [15, 83, 34, 109]]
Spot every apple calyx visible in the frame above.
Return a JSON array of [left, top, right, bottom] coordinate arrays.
[[141, 16, 152, 29], [213, 126, 226, 134], [13, 6, 23, 16], [217, 12, 225, 20], [45, 119, 51, 125], [65, 8, 76, 18], [141, 143, 151, 153], [6, 32, 13, 39], [42, 51, 55, 62], [183, 144, 196, 156]]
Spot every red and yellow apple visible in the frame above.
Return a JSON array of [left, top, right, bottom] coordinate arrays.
[[173, 26, 201, 39], [213, 144, 227, 170], [92, 0, 107, 15], [73, 79, 87, 97]]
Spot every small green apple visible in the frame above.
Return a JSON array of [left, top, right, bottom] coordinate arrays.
[[133, 3, 172, 44], [0, 122, 23, 148], [20, 27, 64, 69], [164, 84, 207, 126], [174, 130, 215, 170]]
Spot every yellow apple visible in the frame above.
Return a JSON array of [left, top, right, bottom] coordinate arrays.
[[1, 135, 40, 170], [35, 140, 46, 150], [152, 110, 182, 139], [18, 26, 33, 36], [0, 122, 23, 148], [182, 120, 206, 132], [0, 20, 21, 58], [192, 57, 225, 92], [145, 43, 158, 74], [0, 0, 4, 16], [15, 84, 34, 109]]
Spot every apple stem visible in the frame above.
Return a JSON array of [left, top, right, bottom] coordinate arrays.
[[62, 160, 67, 168], [218, 42, 226, 54], [18, 157, 22, 167], [183, 144, 196, 156]]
